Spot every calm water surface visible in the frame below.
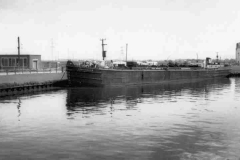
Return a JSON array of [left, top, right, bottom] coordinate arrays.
[[1, 78, 240, 160]]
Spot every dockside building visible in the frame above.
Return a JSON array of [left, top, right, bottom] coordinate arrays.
[[0, 54, 41, 70]]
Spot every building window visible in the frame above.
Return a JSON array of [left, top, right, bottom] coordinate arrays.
[[2, 58, 8, 66], [20, 59, 23, 67], [24, 58, 27, 67], [1, 57, 28, 67], [12, 58, 16, 66], [9, 58, 12, 66]]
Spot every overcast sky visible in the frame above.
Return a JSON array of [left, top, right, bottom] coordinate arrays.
[[0, 0, 240, 60]]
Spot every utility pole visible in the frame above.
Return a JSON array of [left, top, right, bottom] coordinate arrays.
[[121, 46, 124, 60], [51, 39, 54, 61], [126, 43, 128, 63], [100, 39, 107, 60], [196, 53, 198, 63], [17, 37, 20, 69], [68, 49, 69, 60]]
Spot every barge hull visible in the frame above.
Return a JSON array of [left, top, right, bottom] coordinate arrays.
[[67, 67, 230, 87]]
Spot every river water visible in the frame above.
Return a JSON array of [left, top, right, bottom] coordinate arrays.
[[1, 78, 240, 160]]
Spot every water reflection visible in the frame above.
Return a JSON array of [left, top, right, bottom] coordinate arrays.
[[64, 78, 238, 159], [66, 78, 231, 116], [2, 78, 240, 159], [17, 98, 21, 120]]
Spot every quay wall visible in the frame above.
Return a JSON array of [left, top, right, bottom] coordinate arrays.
[[231, 66, 240, 73], [227, 66, 240, 77], [0, 72, 67, 87]]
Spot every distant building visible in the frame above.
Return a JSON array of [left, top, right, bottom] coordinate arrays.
[[0, 54, 41, 70], [236, 43, 240, 65]]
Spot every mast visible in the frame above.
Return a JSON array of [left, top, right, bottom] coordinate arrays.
[[126, 43, 128, 63], [100, 39, 107, 60], [17, 37, 20, 68]]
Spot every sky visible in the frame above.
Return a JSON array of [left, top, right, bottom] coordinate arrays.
[[0, 0, 240, 61]]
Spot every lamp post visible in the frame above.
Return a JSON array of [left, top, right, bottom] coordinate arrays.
[[126, 43, 128, 63]]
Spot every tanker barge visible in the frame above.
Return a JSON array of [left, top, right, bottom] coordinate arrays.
[[66, 61, 230, 87], [66, 40, 231, 87]]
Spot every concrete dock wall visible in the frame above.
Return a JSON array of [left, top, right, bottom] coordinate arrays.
[[0, 72, 67, 86], [226, 66, 240, 77], [231, 66, 240, 73]]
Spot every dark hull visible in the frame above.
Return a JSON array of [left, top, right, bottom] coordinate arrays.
[[66, 62, 231, 87]]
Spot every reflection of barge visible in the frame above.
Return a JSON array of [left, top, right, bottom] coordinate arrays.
[[66, 78, 231, 108], [66, 61, 230, 87]]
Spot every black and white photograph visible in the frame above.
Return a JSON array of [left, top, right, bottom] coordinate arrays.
[[0, 0, 240, 159]]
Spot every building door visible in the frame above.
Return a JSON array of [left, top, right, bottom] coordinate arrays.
[[33, 60, 38, 69]]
